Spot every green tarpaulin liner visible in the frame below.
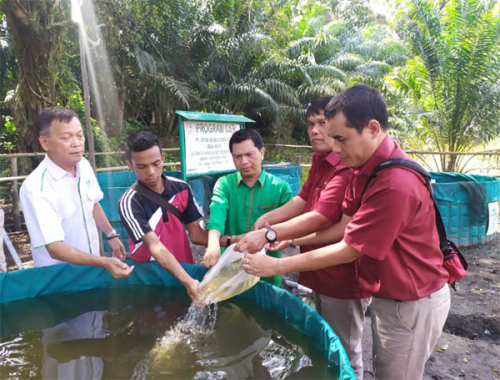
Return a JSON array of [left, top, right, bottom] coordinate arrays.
[[0, 262, 355, 379]]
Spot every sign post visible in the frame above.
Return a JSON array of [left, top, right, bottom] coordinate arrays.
[[176, 111, 255, 180]]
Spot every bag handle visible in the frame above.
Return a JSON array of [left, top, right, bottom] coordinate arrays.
[[131, 181, 183, 221]]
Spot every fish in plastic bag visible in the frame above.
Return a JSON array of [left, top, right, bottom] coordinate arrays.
[[200, 245, 266, 305]]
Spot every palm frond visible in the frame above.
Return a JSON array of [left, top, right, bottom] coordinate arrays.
[[355, 61, 392, 78], [304, 64, 346, 79], [263, 79, 301, 107], [380, 40, 408, 66], [158, 75, 192, 109], [297, 79, 346, 102], [286, 37, 315, 57], [224, 83, 279, 111], [327, 53, 365, 71], [134, 46, 157, 75]]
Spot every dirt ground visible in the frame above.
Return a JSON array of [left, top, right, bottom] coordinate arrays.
[[3, 229, 499, 379]]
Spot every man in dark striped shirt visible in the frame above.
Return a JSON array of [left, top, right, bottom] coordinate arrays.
[[118, 131, 208, 303]]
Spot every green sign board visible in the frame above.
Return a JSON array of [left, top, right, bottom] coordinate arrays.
[[176, 111, 255, 180]]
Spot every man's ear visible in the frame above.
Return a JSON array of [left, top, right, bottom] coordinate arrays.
[[126, 160, 134, 171], [39, 135, 49, 152], [366, 119, 382, 138], [260, 147, 265, 160], [161, 153, 166, 162]]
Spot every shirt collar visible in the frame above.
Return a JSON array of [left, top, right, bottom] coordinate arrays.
[[236, 168, 266, 187], [324, 152, 341, 167], [355, 134, 396, 177], [44, 154, 81, 181]]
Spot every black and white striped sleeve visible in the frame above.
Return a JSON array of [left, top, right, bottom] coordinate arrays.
[[118, 189, 151, 243]]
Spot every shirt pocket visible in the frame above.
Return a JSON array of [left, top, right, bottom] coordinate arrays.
[[83, 188, 98, 214], [257, 204, 276, 215]]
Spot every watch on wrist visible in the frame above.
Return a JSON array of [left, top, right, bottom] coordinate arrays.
[[265, 226, 277, 243], [105, 229, 119, 240], [226, 235, 232, 247]]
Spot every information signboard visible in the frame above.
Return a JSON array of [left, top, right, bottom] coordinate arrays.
[[183, 121, 239, 176], [176, 111, 255, 179]]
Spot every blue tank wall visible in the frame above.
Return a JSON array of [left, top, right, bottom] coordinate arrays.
[[97, 162, 302, 252], [430, 173, 499, 246]]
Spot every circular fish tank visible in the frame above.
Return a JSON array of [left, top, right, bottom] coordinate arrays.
[[431, 173, 499, 246], [0, 263, 355, 379]]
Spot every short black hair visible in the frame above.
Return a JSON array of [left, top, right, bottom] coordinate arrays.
[[325, 85, 388, 133], [305, 96, 333, 119], [229, 129, 263, 153], [35, 107, 79, 136], [125, 131, 162, 161]]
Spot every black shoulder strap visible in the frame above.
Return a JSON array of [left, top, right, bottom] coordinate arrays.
[[131, 181, 183, 221], [360, 158, 448, 253]]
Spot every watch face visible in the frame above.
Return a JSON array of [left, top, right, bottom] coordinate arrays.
[[266, 228, 277, 242]]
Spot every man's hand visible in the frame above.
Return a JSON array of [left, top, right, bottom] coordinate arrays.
[[109, 238, 127, 260], [185, 278, 205, 307], [234, 229, 267, 253], [242, 253, 280, 278], [104, 257, 134, 279], [252, 216, 270, 231], [268, 240, 289, 251], [202, 246, 221, 268]]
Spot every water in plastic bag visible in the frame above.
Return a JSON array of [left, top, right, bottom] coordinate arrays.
[[201, 245, 266, 305]]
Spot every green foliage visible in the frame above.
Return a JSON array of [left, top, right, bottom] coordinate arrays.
[[300, 165, 311, 187], [0, 115, 16, 153], [64, 85, 86, 122], [123, 118, 151, 138], [9, 0, 499, 168], [391, 0, 500, 171]]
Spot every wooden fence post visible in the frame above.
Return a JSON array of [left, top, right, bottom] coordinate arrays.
[[10, 157, 21, 231]]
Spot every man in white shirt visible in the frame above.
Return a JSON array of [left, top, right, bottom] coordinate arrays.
[[20, 107, 133, 278]]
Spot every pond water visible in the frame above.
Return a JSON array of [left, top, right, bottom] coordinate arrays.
[[0, 286, 338, 379]]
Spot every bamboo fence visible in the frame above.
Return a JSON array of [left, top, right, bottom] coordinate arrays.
[[1, 145, 498, 231]]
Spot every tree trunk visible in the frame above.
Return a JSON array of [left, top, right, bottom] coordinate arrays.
[[444, 154, 457, 172], [2, 0, 70, 172]]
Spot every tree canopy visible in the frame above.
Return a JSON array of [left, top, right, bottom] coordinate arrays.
[[1, 0, 499, 172], [391, 0, 500, 171]]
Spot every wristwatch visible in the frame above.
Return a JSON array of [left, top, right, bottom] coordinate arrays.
[[265, 226, 277, 243], [105, 229, 120, 240]]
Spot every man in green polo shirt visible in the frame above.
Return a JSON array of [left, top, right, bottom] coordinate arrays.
[[202, 129, 293, 286]]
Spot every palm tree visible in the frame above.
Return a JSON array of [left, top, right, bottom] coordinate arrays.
[[1, 0, 72, 160], [391, 0, 500, 172]]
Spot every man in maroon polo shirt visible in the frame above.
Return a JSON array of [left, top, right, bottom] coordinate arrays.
[[241, 85, 451, 379], [235, 97, 371, 378]]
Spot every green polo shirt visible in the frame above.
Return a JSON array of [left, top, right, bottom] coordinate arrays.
[[207, 168, 293, 286]]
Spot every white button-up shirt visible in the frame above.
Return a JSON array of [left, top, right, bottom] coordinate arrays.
[[20, 155, 104, 267]]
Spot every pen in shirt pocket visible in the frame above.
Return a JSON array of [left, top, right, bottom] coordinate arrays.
[[257, 204, 276, 214]]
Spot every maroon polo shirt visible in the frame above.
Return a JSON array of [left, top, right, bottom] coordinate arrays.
[[298, 152, 370, 299], [342, 135, 449, 300]]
